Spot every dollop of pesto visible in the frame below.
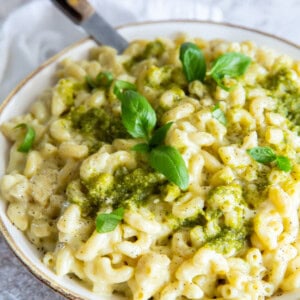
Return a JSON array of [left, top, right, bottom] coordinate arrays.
[[70, 106, 129, 151], [205, 185, 251, 254], [55, 78, 82, 106], [205, 227, 248, 255], [262, 68, 300, 130], [67, 167, 166, 216], [206, 184, 246, 228], [179, 184, 251, 255]]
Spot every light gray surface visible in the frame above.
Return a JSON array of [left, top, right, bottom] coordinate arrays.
[[0, 236, 65, 300], [0, 0, 299, 299]]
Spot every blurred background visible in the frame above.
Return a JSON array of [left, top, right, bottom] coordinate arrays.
[[0, 0, 299, 104], [0, 0, 299, 299]]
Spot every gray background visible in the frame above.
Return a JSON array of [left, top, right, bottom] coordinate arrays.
[[0, 0, 299, 299]]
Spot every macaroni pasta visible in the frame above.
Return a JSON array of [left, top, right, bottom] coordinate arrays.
[[1, 35, 300, 299]]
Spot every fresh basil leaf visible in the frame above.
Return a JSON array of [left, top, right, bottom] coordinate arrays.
[[132, 143, 150, 153], [179, 42, 206, 82], [96, 71, 113, 88], [120, 90, 156, 139], [85, 75, 98, 89], [96, 207, 124, 233], [211, 103, 227, 125], [149, 145, 189, 190], [247, 147, 292, 171], [210, 52, 251, 77], [149, 122, 173, 147], [210, 52, 251, 89], [113, 80, 136, 101], [276, 156, 292, 172], [15, 123, 36, 153], [247, 147, 276, 164]]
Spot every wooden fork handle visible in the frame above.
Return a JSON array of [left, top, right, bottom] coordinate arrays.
[[51, 0, 95, 24]]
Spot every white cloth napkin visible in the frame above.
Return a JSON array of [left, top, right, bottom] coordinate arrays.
[[0, 0, 223, 103]]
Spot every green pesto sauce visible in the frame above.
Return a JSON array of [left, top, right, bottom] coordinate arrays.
[[177, 184, 251, 254], [145, 65, 188, 91], [179, 210, 250, 255], [145, 65, 174, 89], [124, 40, 165, 71], [181, 212, 207, 228], [144, 40, 165, 57], [205, 227, 248, 255], [262, 68, 300, 131], [207, 184, 243, 208], [56, 78, 82, 106], [242, 168, 270, 209], [70, 106, 130, 151], [66, 179, 97, 216], [178, 184, 247, 231], [67, 167, 167, 216], [243, 184, 267, 209]]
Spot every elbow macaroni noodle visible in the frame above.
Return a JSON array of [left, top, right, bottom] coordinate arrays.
[[1, 35, 300, 299]]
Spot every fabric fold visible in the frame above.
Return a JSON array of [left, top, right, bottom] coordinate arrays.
[[0, 0, 222, 102]]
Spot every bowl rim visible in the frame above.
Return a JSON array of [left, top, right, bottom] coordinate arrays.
[[0, 19, 300, 300], [117, 19, 300, 49]]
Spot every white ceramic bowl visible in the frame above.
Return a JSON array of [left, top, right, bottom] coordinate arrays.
[[0, 21, 300, 300]]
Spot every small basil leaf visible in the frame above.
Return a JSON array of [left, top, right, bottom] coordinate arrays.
[[179, 42, 206, 82], [247, 147, 276, 164], [113, 80, 137, 101], [211, 103, 227, 125], [120, 90, 156, 139], [210, 52, 251, 78], [149, 122, 173, 147], [276, 156, 292, 172], [85, 75, 97, 89], [210, 52, 251, 89], [96, 207, 124, 233], [132, 143, 150, 153], [96, 71, 113, 88], [149, 145, 189, 190], [15, 123, 36, 153]]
